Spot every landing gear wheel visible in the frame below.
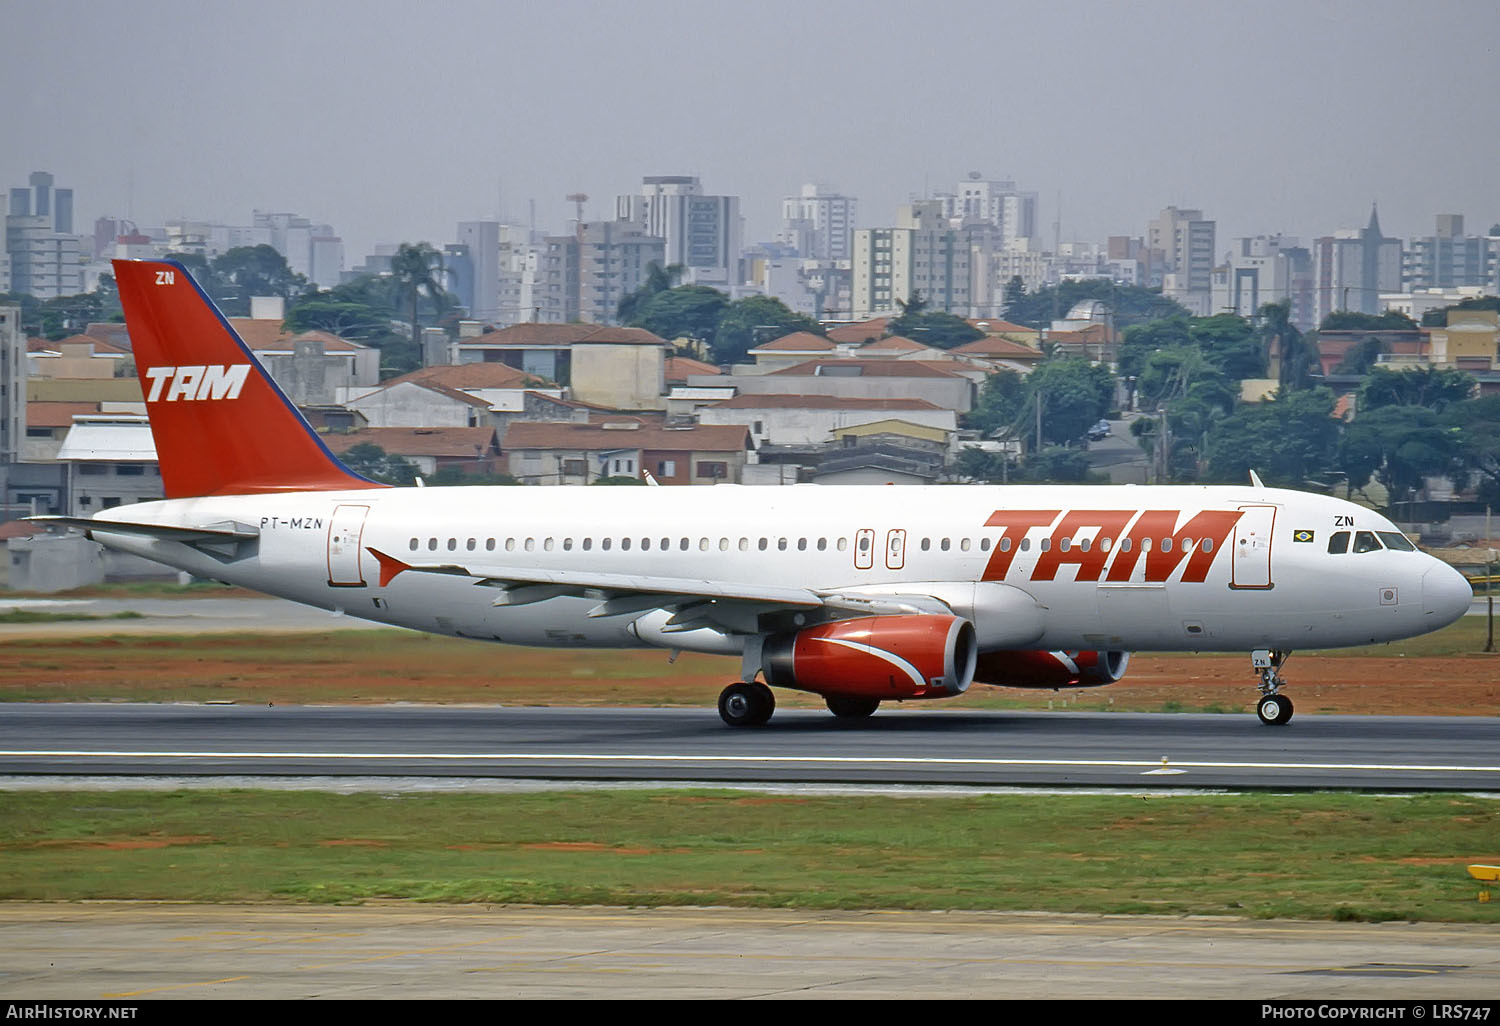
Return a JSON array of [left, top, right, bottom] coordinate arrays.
[[719, 682, 775, 727], [825, 695, 880, 719], [1257, 694, 1293, 726]]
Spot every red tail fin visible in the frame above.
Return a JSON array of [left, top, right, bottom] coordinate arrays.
[[113, 259, 385, 498]]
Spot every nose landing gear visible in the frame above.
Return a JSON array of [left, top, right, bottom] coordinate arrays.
[[1252, 649, 1293, 726]]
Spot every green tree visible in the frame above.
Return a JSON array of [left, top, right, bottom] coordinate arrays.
[[1000, 276, 1028, 321], [1203, 388, 1341, 488], [36, 291, 106, 340], [1332, 335, 1390, 374], [1318, 309, 1418, 331], [885, 300, 984, 349], [1258, 300, 1314, 390], [208, 245, 310, 316], [1190, 313, 1263, 380], [631, 285, 729, 346], [338, 443, 418, 485], [711, 294, 822, 364], [1025, 358, 1116, 447], [1014, 446, 1103, 483], [616, 261, 685, 324], [1445, 396, 1500, 506], [964, 369, 1027, 437], [1360, 365, 1475, 412], [1339, 405, 1467, 508], [389, 242, 450, 351], [1004, 280, 1188, 331]]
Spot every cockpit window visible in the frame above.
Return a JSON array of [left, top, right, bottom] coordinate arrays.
[[1377, 531, 1416, 552], [1352, 531, 1383, 554], [1327, 531, 1350, 554]]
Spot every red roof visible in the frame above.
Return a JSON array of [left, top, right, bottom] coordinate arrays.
[[952, 336, 1044, 358], [503, 421, 751, 453], [969, 318, 1036, 334], [715, 394, 943, 410], [322, 427, 499, 458], [459, 323, 667, 348], [26, 401, 101, 428], [825, 318, 890, 344], [382, 362, 543, 389], [226, 320, 367, 352], [770, 359, 967, 378], [750, 331, 836, 353], [856, 335, 932, 354], [665, 356, 721, 381]]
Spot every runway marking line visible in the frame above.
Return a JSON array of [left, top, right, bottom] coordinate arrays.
[[5, 749, 1500, 774], [102, 975, 250, 997]]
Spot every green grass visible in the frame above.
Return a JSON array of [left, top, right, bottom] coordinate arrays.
[[2, 790, 1498, 921], [0, 610, 144, 624]]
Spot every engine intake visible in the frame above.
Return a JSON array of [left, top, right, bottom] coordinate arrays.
[[762, 614, 977, 699], [973, 649, 1131, 689]]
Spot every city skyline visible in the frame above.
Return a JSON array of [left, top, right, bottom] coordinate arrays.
[[5, 0, 1499, 266]]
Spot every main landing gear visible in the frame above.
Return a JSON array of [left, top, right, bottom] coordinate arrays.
[[825, 695, 880, 720], [718, 681, 775, 727], [1252, 649, 1294, 726]]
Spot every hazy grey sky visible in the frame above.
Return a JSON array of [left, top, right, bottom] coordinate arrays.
[[4, 0, 1498, 263]]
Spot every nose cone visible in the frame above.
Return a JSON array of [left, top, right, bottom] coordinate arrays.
[[1422, 562, 1473, 626]]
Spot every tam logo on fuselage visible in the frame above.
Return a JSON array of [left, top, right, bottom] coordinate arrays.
[[981, 508, 1246, 584], [144, 364, 252, 402]]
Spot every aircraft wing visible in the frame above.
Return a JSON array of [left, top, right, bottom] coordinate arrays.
[[366, 547, 955, 634]]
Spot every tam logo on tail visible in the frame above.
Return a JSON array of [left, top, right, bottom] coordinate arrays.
[[144, 364, 252, 402]]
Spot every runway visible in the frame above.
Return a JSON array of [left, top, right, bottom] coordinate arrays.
[[4, 903, 1500, 1000], [3, 703, 1499, 790]]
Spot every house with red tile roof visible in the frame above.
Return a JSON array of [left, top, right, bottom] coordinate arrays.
[[502, 419, 752, 485], [455, 322, 672, 410]]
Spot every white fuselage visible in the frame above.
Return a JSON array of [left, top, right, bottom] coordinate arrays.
[[87, 482, 1472, 657]]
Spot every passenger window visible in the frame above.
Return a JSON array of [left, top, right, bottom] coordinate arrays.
[[1039, 537, 1050, 552], [980, 538, 992, 551], [940, 538, 950, 551], [778, 538, 788, 551], [1328, 531, 1350, 554], [680, 537, 689, 551], [1120, 537, 1133, 552], [1352, 531, 1382, 554], [1000, 537, 1011, 552], [541, 538, 553, 552], [1020, 538, 1030, 552], [758, 538, 768, 551], [797, 538, 807, 551], [447, 538, 457, 551], [486, 538, 495, 551], [961, 538, 971, 552], [1378, 531, 1416, 552], [582, 538, 592, 551], [1059, 537, 1071, 552], [1161, 538, 1173, 552], [602, 538, 612, 551], [740, 538, 750, 551], [409, 538, 419, 551], [837, 538, 848, 552], [623, 538, 633, 551], [816, 538, 827, 551], [641, 538, 651, 551], [921, 538, 931, 551], [505, 538, 516, 551], [562, 538, 573, 551], [1078, 537, 1090, 552], [524, 538, 535, 552], [1200, 539, 1211, 553], [660, 537, 670, 551], [466, 538, 476, 551], [719, 538, 729, 551]]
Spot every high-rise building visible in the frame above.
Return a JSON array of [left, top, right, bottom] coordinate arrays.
[[1147, 206, 1216, 313], [944, 173, 1039, 248], [1403, 214, 1493, 291], [778, 183, 857, 261], [1210, 235, 1315, 330], [616, 176, 742, 287], [253, 211, 343, 289], [5, 172, 87, 298], [535, 220, 666, 325], [1312, 206, 1402, 325], [851, 202, 971, 319]]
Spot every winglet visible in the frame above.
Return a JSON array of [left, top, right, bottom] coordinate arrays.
[[1249, 469, 1266, 489], [366, 547, 411, 588]]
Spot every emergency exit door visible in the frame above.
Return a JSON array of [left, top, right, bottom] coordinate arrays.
[[327, 504, 370, 587]]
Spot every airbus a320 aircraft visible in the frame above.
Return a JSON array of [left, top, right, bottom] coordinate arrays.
[[42, 259, 1474, 728]]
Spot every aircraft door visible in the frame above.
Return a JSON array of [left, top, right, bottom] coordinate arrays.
[[854, 528, 875, 570], [327, 504, 371, 587], [886, 529, 907, 570], [1231, 504, 1276, 589]]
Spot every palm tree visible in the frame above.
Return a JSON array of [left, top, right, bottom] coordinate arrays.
[[389, 242, 447, 349], [617, 261, 685, 324]]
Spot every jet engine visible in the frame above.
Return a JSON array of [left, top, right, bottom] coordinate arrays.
[[761, 614, 977, 699], [972, 649, 1131, 689]]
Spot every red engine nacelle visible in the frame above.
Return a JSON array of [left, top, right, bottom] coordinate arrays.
[[972, 649, 1131, 689], [762, 614, 978, 699]]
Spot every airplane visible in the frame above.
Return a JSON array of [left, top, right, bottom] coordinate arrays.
[[37, 258, 1474, 728]]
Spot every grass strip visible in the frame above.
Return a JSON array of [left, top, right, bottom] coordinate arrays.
[[2, 790, 1498, 922], [0, 610, 144, 624]]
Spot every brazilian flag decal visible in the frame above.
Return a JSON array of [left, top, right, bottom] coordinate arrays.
[[1293, 529, 1315, 543]]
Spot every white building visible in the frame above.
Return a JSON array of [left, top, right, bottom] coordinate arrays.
[[615, 176, 742, 287], [1209, 235, 1315, 330], [851, 203, 971, 319], [1312, 206, 1403, 325], [944, 172, 1038, 248], [5, 172, 87, 299], [779, 183, 857, 261], [1147, 205, 1216, 312]]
